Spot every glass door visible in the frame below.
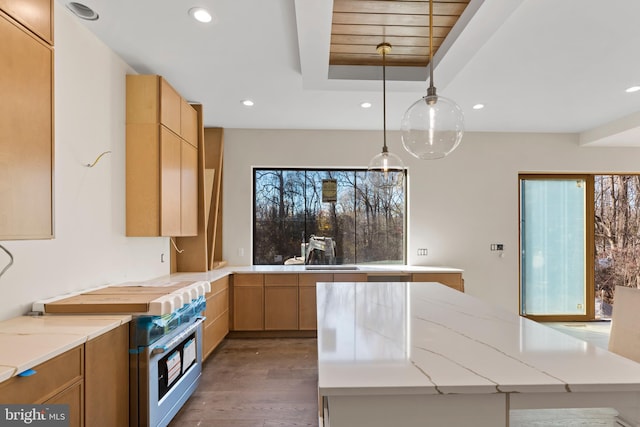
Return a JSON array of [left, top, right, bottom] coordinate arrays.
[[520, 175, 594, 320]]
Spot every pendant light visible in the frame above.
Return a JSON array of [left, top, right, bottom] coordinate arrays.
[[367, 42, 405, 189], [400, 0, 464, 160]]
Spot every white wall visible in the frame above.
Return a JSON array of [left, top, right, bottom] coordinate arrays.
[[0, 4, 169, 321], [222, 129, 640, 313]]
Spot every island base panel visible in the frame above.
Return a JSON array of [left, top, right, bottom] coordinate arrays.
[[323, 394, 506, 427]]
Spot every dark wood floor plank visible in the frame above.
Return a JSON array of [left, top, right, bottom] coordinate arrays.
[[169, 338, 319, 427]]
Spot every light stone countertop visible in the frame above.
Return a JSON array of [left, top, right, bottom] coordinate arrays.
[[0, 314, 131, 384], [164, 264, 463, 283], [317, 281, 640, 397]]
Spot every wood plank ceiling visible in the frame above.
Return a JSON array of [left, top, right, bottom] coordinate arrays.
[[330, 0, 471, 68]]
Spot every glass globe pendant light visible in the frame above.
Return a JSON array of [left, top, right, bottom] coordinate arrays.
[[401, 0, 464, 160], [367, 42, 405, 189]]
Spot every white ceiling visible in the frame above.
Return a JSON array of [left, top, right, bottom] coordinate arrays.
[[61, 0, 640, 146]]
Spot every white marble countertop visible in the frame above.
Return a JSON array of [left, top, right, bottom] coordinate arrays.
[[317, 281, 640, 397], [0, 314, 131, 384]]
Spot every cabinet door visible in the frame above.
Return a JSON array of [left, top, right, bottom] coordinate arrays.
[[0, 12, 53, 239], [265, 287, 298, 330], [411, 273, 464, 292], [181, 100, 198, 147], [180, 141, 198, 236], [85, 324, 128, 427], [159, 77, 181, 135], [0, 0, 52, 43], [203, 277, 229, 360], [45, 381, 83, 427], [233, 286, 264, 330], [299, 273, 331, 330], [160, 126, 182, 236], [298, 286, 317, 330]]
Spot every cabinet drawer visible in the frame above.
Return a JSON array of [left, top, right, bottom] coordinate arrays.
[[333, 273, 367, 282], [0, 345, 83, 404], [205, 288, 229, 328], [209, 276, 229, 294], [299, 273, 332, 287], [203, 313, 229, 360], [264, 274, 298, 287], [233, 274, 264, 287]]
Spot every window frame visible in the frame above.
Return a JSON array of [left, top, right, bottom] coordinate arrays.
[[251, 167, 407, 266], [518, 173, 595, 322]]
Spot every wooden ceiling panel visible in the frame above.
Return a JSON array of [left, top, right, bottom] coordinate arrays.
[[329, 0, 471, 69]]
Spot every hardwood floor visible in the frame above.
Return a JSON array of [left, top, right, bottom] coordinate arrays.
[[169, 338, 319, 427]]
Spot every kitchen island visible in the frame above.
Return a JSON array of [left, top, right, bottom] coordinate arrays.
[[317, 281, 640, 426]]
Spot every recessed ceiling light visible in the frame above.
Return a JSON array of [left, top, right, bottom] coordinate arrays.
[[189, 7, 213, 23], [242, 99, 254, 107], [625, 86, 640, 93], [66, 2, 99, 20], [472, 104, 485, 110], [360, 102, 372, 109]]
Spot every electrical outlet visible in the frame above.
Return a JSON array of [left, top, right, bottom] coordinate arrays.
[[490, 244, 504, 251], [417, 248, 428, 256]]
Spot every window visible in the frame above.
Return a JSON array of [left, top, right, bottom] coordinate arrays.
[[253, 168, 406, 265], [594, 175, 640, 319]]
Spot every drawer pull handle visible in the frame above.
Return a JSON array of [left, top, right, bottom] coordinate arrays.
[[17, 369, 36, 377]]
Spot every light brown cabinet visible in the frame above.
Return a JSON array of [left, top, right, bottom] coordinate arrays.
[[265, 274, 298, 330], [232, 274, 264, 331], [0, 325, 129, 427], [0, 3, 53, 240], [0, 345, 83, 405], [126, 74, 199, 237], [174, 127, 225, 272], [0, 0, 52, 43], [299, 273, 331, 330], [202, 276, 230, 360], [230, 271, 464, 333], [84, 324, 129, 427]]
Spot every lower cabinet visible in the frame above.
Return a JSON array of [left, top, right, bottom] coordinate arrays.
[[0, 324, 129, 427], [231, 271, 464, 333], [202, 276, 230, 360], [46, 381, 83, 427], [265, 274, 298, 330], [85, 323, 129, 427], [233, 274, 264, 331], [299, 273, 332, 331], [0, 345, 83, 405]]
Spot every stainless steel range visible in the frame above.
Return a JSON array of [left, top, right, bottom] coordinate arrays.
[[35, 280, 211, 427], [129, 297, 206, 427]]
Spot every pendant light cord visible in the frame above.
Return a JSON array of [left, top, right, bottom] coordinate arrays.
[[428, 0, 436, 96], [382, 45, 388, 153]]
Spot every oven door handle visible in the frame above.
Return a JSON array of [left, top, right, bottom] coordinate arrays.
[[150, 316, 205, 355]]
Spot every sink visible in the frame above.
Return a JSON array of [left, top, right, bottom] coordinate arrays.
[[304, 265, 359, 271]]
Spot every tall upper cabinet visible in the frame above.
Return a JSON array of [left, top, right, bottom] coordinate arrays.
[[0, 0, 54, 239], [126, 75, 199, 237]]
